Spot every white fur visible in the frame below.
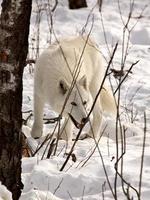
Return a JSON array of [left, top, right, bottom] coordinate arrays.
[[31, 36, 116, 141]]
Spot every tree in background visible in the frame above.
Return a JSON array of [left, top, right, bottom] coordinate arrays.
[[68, 0, 103, 11], [98, 0, 103, 11], [0, 0, 32, 199], [68, 0, 87, 9]]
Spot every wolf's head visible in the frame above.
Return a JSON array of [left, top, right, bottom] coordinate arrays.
[[58, 75, 93, 127]]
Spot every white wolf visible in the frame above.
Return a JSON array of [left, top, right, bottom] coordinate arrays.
[[31, 36, 116, 141]]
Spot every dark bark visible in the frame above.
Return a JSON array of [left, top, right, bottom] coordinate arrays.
[[98, 0, 103, 12], [68, 0, 87, 9], [0, 0, 32, 199]]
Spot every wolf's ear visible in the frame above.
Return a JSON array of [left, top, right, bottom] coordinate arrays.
[[59, 79, 69, 95], [78, 75, 87, 90]]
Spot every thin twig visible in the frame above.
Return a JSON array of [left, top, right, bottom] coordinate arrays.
[[114, 60, 139, 95], [139, 111, 147, 198], [53, 178, 63, 195], [60, 124, 86, 171]]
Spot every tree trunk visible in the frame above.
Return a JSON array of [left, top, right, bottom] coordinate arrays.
[[0, 0, 32, 199], [68, 0, 87, 9], [98, 0, 103, 12]]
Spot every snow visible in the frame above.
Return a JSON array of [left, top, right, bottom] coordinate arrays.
[[131, 27, 150, 45], [0, 182, 12, 200], [1, 0, 150, 199], [20, 189, 62, 200]]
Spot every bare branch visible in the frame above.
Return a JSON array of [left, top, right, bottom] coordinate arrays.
[[114, 60, 139, 95], [139, 111, 147, 198]]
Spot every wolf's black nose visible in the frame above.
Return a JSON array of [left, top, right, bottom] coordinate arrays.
[[81, 117, 88, 124]]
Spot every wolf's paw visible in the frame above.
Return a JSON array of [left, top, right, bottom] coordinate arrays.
[[31, 124, 43, 139]]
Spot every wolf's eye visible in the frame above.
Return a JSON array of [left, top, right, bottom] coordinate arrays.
[[71, 101, 77, 106], [83, 101, 87, 105]]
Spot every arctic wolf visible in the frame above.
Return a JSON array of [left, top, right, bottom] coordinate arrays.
[[31, 36, 116, 141]]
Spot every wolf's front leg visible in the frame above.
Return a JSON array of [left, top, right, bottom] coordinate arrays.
[[59, 117, 73, 142], [31, 93, 44, 139], [88, 101, 103, 140]]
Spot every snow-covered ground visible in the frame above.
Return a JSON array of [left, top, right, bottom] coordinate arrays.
[[1, 0, 150, 199], [22, 0, 150, 200], [0, 182, 12, 200]]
